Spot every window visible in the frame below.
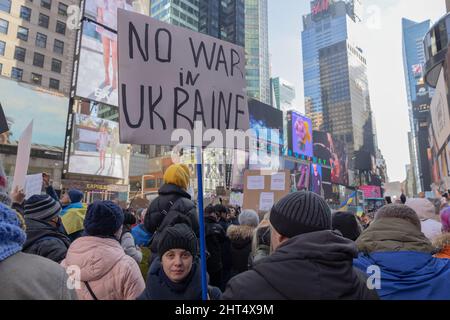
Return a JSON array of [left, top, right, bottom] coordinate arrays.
[[41, 0, 51, 10], [51, 58, 61, 73], [55, 21, 66, 35], [35, 33, 47, 48], [11, 67, 23, 81], [53, 39, 64, 54], [49, 78, 59, 90], [20, 6, 32, 21], [0, 0, 11, 13], [0, 19, 8, 34], [38, 13, 49, 28], [14, 46, 26, 62], [33, 52, 45, 67], [31, 73, 42, 85], [58, 2, 67, 16], [17, 26, 29, 41], [0, 41, 5, 56]]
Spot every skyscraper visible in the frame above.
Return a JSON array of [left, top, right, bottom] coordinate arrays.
[[150, 0, 199, 31], [271, 77, 296, 111], [245, 0, 270, 104], [302, 0, 371, 156], [402, 18, 433, 193], [199, 0, 245, 46]]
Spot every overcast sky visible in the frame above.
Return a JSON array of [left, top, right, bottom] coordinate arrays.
[[268, 0, 446, 182]]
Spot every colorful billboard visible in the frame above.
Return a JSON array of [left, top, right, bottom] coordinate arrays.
[[75, 2, 146, 106], [313, 130, 349, 185], [288, 111, 313, 157], [68, 113, 129, 179], [0, 77, 67, 147], [359, 185, 382, 199], [310, 163, 323, 195], [248, 99, 283, 170]]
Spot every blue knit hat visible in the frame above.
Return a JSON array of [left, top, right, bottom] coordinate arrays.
[[68, 189, 83, 203], [0, 203, 26, 262], [84, 201, 124, 237]]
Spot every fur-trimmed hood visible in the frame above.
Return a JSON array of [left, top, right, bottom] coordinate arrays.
[[434, 233, 450, 249], [227, 225, 254, 242]]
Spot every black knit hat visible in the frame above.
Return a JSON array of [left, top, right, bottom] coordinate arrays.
[[24, 195, 61, 221], [158, 223, 198, 259], [270, 191, 331, 238]]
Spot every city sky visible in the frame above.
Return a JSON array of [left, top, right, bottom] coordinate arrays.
[[269, 0, 446, 183]]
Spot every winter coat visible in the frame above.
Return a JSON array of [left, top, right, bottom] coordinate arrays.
[[22, 218, 71, 263], [61, 236, 145, 300], [227, 224, 254, 276], [131, 224, 152, 247], [204, 216, 226, 274], [144, 184, 199, 259], [354, 218, 450, 300], [0, 252, 77, 300], [434, 233, 450, 259], [60, 203, 87, 241], [222, 230, 378, 300], [137, 257, 222, 300], [121, 229, 143, 264]]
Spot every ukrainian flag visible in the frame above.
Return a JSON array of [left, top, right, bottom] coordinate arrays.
[[339, 191, 357, 211]]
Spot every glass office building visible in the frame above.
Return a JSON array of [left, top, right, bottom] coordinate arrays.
[[245, 0, 270, 104], [302, 0, 371, 156], [271, 77, 296, 111], [402, 18, 433, 192], [150, 0, 200, 31]]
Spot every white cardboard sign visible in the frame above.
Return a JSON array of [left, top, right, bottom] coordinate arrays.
[[118, 10, 249, 147], [12, 121, 33, 191]]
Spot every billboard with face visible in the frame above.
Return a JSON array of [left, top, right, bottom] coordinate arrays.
[[288, 111, 313, 157], [68, 113, 129, 179], [0, 77, 67, 147], [310, 163, 323, 195]]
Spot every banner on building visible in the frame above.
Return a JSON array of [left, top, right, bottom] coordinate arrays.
[[430, 70, 450, 150]]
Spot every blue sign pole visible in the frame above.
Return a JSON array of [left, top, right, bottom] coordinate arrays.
[[196, 147, 208, 300]]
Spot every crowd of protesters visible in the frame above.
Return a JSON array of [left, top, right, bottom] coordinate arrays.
[[1, 162, 450, 300]]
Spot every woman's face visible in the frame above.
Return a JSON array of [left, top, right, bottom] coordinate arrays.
[[162, 249, 193, 283], [295, 121, 306, 141]]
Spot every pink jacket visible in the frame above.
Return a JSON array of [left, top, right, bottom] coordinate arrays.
[[61, 236, 145, 300]]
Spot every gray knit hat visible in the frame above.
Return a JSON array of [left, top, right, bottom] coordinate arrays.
[[239, 209, 259, 227], [270, 191, 331, 238], [24, 195, 61, 221]]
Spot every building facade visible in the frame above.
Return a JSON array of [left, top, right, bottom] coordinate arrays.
[[245, 0, 270, 104], [302, 0, 373, 157], [402, 18, 433, 193], [271, 77, 296, 111], [150, 0, 199, 31], [0, 0, 77, 95]]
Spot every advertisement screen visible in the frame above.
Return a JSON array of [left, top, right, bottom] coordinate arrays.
[[248, 99, 283, 170], [295, 163, 311, 191], [312, 130, 349, 184], [330, 137, 349, 185], [289, 112, 313, 157], [0, 77, 67, 147], [68, 114, 129, 179], [359, 185, 382, 199], [310, 163, 323, 196]]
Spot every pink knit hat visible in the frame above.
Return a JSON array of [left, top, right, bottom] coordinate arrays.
[[441, 206, 450, 233]]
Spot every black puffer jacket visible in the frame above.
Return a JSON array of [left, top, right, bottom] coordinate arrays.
[[222, 230, 379, 300], [22, 218, 71, 263], [205, 216, 226, 274], [144, 184, 199, 261], [227, 225, 254, 276]]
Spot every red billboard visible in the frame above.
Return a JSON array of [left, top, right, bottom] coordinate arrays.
[[359, 185, 382, 199]]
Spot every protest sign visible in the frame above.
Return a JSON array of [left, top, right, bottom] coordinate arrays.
[[117, 10, 249, 147], [24, 174, 43, 199], [12, 121, 33, 191]]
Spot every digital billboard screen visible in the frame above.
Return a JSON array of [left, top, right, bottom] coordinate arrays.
[[248, 99, 283, 170], [312, 130, 349, 185], [288, 111, 313, 157], [310, 163, 323, 196], [0, 77, 68, 147], [76, 1, 144, 106], [68, 113, 129, 179], [295, 163, 311, 191]]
